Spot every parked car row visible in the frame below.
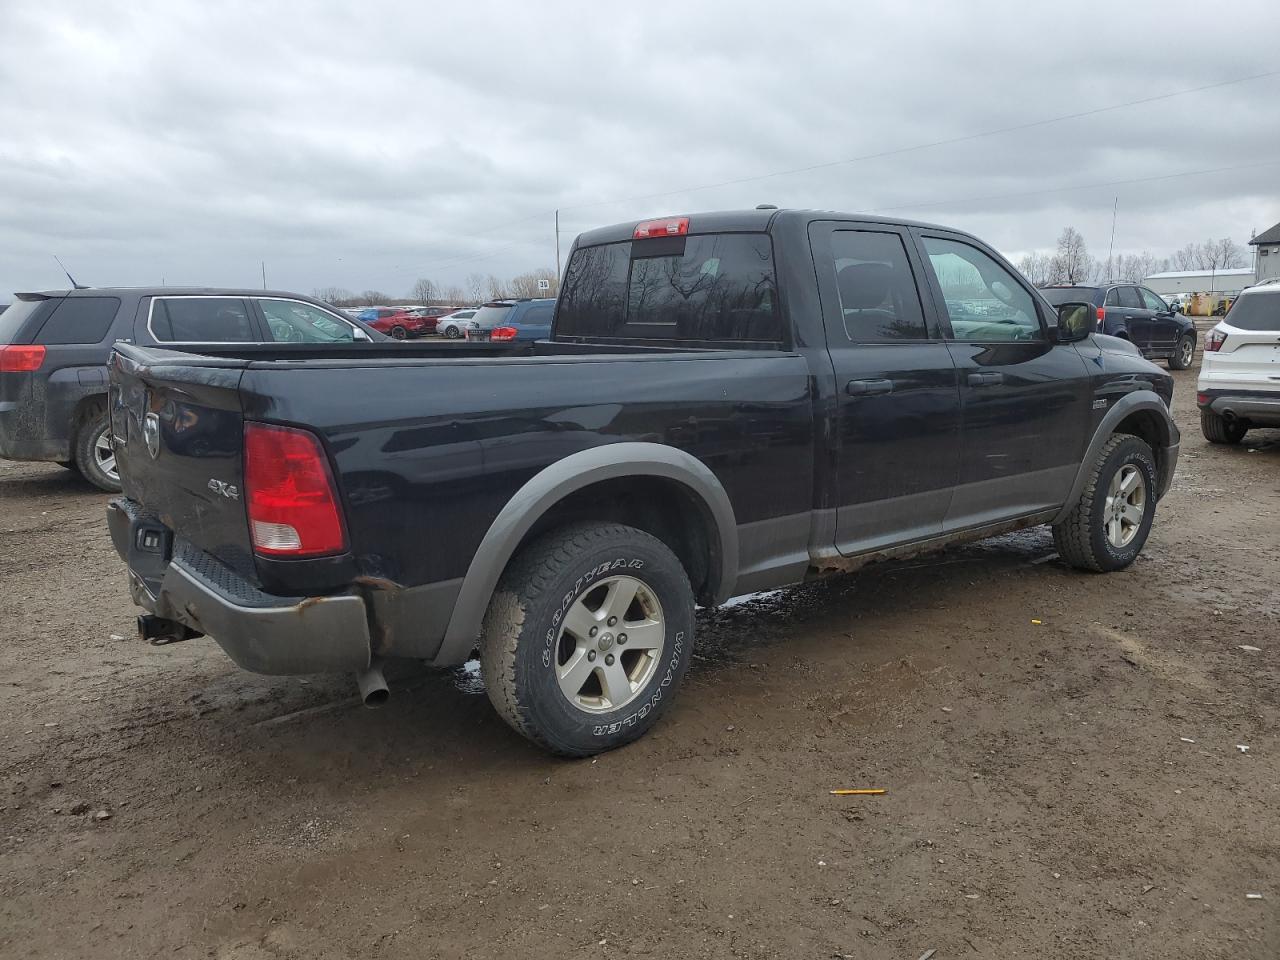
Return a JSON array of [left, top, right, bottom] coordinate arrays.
[[343, 300, 559, 342]]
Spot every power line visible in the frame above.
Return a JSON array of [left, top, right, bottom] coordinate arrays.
[[862, 159, 1280, 213], [555, 69, 1280, 214], [411, 69, 1278, 272]]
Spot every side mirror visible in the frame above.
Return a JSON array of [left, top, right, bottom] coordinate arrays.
[[1054, 302, 1097, 342]]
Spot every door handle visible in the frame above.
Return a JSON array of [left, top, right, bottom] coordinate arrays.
[[846, 378, 894, 396], [967, 371, 1003, 387]]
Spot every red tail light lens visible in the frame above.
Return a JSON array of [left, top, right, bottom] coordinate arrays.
[[634, 216, 689, 239], [1096, 306, 1106, 323], [1204, 328, 1227, 352], [243, 422, 346, 557], [0, 344, 46, 372], [490, 326, 518, 341]]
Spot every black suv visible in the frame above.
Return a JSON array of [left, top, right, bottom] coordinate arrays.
[[0, 288, 381, 491], [1040, 283, 1197, 369]]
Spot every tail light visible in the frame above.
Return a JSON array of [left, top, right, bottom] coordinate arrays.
[[243, 422, 346, 557], [0, 344, 46, 372], [490, 326, 518, 341], [1096, 306, 1106, 324], [1204, 328, 1227, 352], [1197, 392, 1209, 405], [634, 217, 689, 239]]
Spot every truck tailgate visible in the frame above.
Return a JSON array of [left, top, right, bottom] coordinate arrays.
[[109, 346, 259, 583]]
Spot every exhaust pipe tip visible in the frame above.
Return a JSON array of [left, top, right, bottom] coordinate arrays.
[[356, 660, 389, 708]]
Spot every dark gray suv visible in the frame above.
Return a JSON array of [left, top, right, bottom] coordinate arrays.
[[0, 288, 380, 491]]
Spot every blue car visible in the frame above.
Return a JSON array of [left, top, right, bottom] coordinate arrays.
[[465, 298, 555, 342]]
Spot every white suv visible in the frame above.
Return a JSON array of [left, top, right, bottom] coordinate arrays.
[[1198, 283, 1280, 443]]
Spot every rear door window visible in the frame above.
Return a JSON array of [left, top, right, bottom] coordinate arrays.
[[35, 296, 121, 344], [557, 233, 781, 343], [830, 230, 928, 341], [519, 304, 554, 327], [150, 297, 256, 342]]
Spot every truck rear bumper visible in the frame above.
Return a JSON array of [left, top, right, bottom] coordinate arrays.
[[108, 499, 371, 675]]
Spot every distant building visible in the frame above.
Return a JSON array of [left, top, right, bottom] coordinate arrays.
[[1249, 220, 1280, 283], [1143, 267, 1255, 297]]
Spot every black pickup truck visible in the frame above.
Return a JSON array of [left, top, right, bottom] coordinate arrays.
[[107, 209, 1179, 756]]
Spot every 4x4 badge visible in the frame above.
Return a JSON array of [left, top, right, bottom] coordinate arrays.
[[208, 479, 240, 500], [143, 412, 161, 459]]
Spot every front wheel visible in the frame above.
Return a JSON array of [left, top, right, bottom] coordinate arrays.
[[1052, 434, 1157, 572], [480, 522, 695, 756], [1169, 334, 1195, 370]]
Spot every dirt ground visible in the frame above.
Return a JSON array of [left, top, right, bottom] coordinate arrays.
[[1, 355, 1276, 960]]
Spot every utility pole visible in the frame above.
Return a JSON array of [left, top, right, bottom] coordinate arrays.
[[555, 209, 561, 279], [261, 261, 267, 290], [1106, 197, 1118, 281]]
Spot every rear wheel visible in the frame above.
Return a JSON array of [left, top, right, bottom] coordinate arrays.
[[73, 406, 122, 492], [1200, 409, 1247, 444], [444, 324, 461, 339], [480, 522, 695, 756], [1053, 434, 1157, 572], [390, 326, 407, 340], [1169, 334, 1195, 370]]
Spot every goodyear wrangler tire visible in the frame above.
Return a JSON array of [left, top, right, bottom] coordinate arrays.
[[479, 521, 695, 756]]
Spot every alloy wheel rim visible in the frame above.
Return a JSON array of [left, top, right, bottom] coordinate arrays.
[[554, 575, 665, 714], [94, 431, 118, 482], [1104, 464, 1146, 548], [1181, 339, 1194, 365]]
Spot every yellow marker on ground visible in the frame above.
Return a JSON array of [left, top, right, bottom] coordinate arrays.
[[829, 789, 886, 796]]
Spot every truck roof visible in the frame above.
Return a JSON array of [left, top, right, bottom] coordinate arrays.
[[573, 207, 954, 247]]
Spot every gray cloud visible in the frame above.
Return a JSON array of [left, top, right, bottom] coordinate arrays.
[[2, 0, 1278, 300]]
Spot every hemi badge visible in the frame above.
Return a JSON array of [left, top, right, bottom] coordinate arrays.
[[1092, 399, 1108, 410]]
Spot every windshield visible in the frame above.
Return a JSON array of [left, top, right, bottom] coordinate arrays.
[[1224, 292, 1280, 332]]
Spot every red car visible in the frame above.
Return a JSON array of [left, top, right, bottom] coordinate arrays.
[[356, 307, 431, 339]]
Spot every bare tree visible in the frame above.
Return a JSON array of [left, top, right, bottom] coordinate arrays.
[[466, 273, 486, 304], [486, 274, 509, 300], [313, 286, 354, 306], [410, 278, 438, 304], [1112, 251, 1160, 283], [1201, 238, 1244, 271], [359, 290, 392, 305], [507, 267, 560, 299], [442, 284, 465, 305], [1050, 227, 1095, 284], [1017, 252, 1054, 286]]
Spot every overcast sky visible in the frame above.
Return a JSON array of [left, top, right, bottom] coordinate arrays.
[[2, 0, 1278, 301]]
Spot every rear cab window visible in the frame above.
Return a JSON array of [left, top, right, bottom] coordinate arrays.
[[556, 233, 782, 344]]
